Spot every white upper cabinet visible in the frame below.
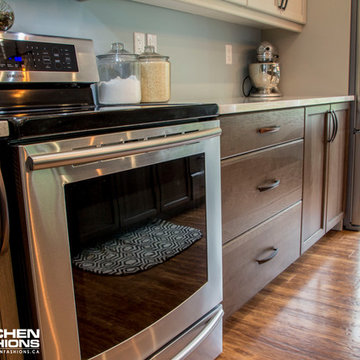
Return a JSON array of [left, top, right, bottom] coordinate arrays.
[[247, 0, 306, 24], [224, 0, 247, 5], [131, 0, 306, 32]]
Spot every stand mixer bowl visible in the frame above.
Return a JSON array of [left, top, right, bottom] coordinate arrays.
[[249, 62, 281, 97]]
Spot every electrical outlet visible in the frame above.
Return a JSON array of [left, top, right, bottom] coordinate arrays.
[[225, 44, 232, 65], [133, 32, 145, 54], [146, 33, 157, 52]]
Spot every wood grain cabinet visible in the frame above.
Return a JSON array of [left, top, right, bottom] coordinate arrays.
[[220, 108, 304, 159], [223, 202, 301, 316], [220, 108, 304, 317], [302, 103, 349, 253], [221, 140, 303, 243]]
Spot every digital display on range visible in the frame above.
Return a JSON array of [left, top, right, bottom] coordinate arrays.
[[0, 39, 79, 72]]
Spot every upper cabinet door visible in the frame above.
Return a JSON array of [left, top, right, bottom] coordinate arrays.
[[247, 0, 306, 24], [223, 0, 247, 5], [131, 0, 305, 32]]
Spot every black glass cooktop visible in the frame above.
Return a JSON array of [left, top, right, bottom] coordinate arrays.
[[4, 103, 219, 143]]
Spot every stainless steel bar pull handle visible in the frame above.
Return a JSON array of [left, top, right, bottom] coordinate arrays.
[[331, 110, 339, 142], [27, 127, 222, 171], [171, 307, 224, 360], [0, 168, 9, 255], [256, 247, 279, 264], [257, 179, 280, 192], [282, 0, 288, 10], [258, 126, 281, 134], [327, 110, 337, 143], [278, 0, 285, 9]]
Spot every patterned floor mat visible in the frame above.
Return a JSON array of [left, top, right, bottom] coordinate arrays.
[[72, 219, 202, 275]]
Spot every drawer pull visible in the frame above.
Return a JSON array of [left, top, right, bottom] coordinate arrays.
[[258, 126, 281, 134], [256, 247, 279, 264], [257, 179, 280, 192]]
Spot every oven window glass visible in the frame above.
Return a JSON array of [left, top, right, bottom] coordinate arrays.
[[65, 154, 207, 359]]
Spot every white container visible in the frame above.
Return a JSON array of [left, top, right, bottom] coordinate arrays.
[[97, 42, 141, 105]]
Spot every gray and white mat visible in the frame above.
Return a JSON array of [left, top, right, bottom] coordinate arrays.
[[72, 219, 202, 275]]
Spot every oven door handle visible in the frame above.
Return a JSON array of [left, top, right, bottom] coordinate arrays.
[[0, 167, 9, 255], [171, 307, 224, 360], [26, 127, 222, 171]]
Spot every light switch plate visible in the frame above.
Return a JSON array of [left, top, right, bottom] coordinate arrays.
[[134, 32, 145, 54], [225, 44, 232, 65], [146, 33, 158, 52]]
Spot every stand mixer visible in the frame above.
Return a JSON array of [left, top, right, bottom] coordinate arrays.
[[249, 41, 281, 97]]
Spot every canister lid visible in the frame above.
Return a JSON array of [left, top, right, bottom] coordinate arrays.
[[139, 45, 169, 61], [97, 42, 138, 62]]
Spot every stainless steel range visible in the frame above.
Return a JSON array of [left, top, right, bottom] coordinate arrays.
[[0, 32, 223, 360]]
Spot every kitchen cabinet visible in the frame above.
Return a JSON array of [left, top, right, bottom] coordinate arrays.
[[224, 0, 247, 5], [301, 103, 349, 253], [220, 107, 304, 159], [326, 103, 349, 231], [221, 140, 303, 243], [220, 101, 351, 318], [223, 202, 301, 316], [301, 105, 327, 251], [220, 108, 304, 317], [247, 0, 306, 24], [131, 0, 304, 32]]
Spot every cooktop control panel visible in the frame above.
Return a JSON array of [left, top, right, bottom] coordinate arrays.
[[0, 32, 98, 83], [0, 39, 78, 72]]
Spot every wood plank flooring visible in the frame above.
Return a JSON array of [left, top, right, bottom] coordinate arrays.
[[218, 230, 360, 360]]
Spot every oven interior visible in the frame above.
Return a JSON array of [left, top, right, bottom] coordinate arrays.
[[65, 154, 208, 359]]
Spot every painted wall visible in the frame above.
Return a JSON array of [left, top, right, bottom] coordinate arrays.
[[8, 0, 261, 101], [262, 0, 351, 97]]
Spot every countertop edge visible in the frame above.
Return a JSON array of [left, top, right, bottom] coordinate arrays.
[[218, 95, 355, 115]]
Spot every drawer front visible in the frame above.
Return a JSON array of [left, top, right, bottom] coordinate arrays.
[[220, 108, 304, 158], [222, 140, 303, 244], [223, 202, 301, 318]]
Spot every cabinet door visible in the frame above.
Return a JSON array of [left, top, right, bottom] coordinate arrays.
[[247, 0, 306, 24], [223, 0, 247, 5], [302, 105, 329, 253], [326, 103, 349, 231]]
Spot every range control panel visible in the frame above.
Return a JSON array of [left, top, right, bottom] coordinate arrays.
[[0, 39, 79, 72]]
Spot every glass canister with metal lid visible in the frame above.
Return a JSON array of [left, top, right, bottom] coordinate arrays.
[[139, 45, 170, 103], [96, 42, 141, 105]]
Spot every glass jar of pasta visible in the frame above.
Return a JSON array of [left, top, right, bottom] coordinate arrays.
[[139, 46, 170, 103]]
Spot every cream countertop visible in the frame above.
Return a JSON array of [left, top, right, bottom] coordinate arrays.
[[215, 95, 355, 115]]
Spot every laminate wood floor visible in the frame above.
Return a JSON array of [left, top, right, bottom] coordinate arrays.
[[218, 230, 360, 360]]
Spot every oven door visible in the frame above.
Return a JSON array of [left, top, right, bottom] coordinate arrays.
[[16, 120, 222, 360]]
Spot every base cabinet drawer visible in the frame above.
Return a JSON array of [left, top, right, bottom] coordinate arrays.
[[222, 140, 303, 244], [223, 202, 301, 318], [220, 108, 304, 158]]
